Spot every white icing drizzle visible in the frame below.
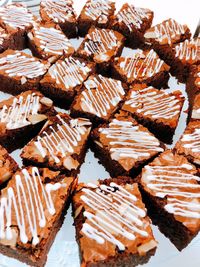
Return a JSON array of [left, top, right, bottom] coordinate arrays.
[[0, 4, 34, 29], [175, 38, 200, 61], [81, 75, 125, 117], [143, 164, 200, 219], [34, 115, 91, 164], [48, 57, 91, 89], [119, 49, 165, 79], [117, 5, 149, 31], [41, 0, 74, 23], [124, 87, 183, 119], [180, 128, 200, 152], [0, 28, 8, 45], [84, 0, 112, 22], [0, 167, 65, 245], [81, 182, 148, 250], [99, 119, 163, 161], [84, 28, 118, 55], [146, 19, 186, 45], [0, 93, 41, 130], [0, 51, 48, 79], [34, 26, 73, 55]]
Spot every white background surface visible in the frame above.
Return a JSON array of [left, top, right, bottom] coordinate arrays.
[[0, 0, 200, 266]]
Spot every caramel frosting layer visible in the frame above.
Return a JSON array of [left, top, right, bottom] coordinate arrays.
[[98, 117, 163, 171], [79, 27, 124, 63], [21, 114, 92, 171], [174, 38, 200, 64], [0, 91, 52, 131], [40, 0, 76, 24], [0, 167, 74, 247], [141, 150, 200, 233], [144, 18, 189, 45], [0, 3, 34, 30], [122, 84, 185, 126], [114, 49, 169, 84], [80, 0, 114, 24], [74, 181, 157, 263], [73, 74, 126, 119], [115, 3, 153, 31], [176, 121, 200, 165]]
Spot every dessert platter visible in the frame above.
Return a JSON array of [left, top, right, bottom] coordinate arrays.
[[0, 0, 199, 266]]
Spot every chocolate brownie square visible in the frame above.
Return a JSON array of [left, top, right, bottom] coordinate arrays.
[[0, 3, 36, 50], [175, 121, 200, 166], [40, 56, 95, 109], [0, 166, 77, 267], [78, 0, 115, 36], [27, 23, 75, 63], [72, 178, 157, 267], [70, 74, 128, 126], [121, 83, 185, 144], [170, 37, 200, 83], [76, 27, 124, 74], [0, 90, 55, 152], [40, 0, 77, 38], [21, 113, 92, 176], [0, 50, 49, 95], [0, 26, 11, 53], [109, 3, 153, 48], [0, 145, 18, 188], [90, 111, 164, 177], [112, 49, 170, 88], [139, 150, 200, 251]]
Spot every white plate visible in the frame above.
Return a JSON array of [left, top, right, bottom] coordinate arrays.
[[0, 1, 199, 266]]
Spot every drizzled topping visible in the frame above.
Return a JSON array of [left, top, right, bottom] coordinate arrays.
[[141, 151, 200, 230], [84, 28, 120, 58], [179, 126, 200, 153], [123, 86, 184, 121], [116, 4, 151, 31], [0, 51, 48, 79], [0, 27, 9, 45], [144, 18, 186, 45], [175, 38, 200, 62], [84, 0, 113, 23], [0, 4, 34, 30], [0, 167, 66, 245], [80, 182, 150, 251], [34, 115, 91, 164], [0, 93, 44, 130], [192, 94, 200, 120], [40, 0, 75, 23], [32, 26, 74, 56], [48, 57, 91, 90], [117, 50, 167, 81], [80, 75, 125, 117], [99, 119, 163, 170]]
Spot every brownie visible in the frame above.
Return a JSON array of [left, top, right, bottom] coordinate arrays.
[[78, 0, 115, 36], [40, 0, 77, 38], [170, 37, 200, 83], [21, 113, 92, 176], [175, 121, 200, 166], [70, 74, 128, 126], [109, 3, 153, 48], [0, 26, 11, 53], [112, 49, 170, 88], [0, 50, 49, 95], [76, 26, 125, 74], [139, 150, 200, 251], [121, 83, 185, 144], [0, 166, 77, 267], [90, 111, 164, 177], [0, 3, 36, 50], [0, 145, 18, 188], [40, 56, 95, 109], [0, 90, 55, 152], [72, 178, 157, 267], [144, 18, 191, 64], [27, 23, 75, 63], [190, 94, 200, 121]]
